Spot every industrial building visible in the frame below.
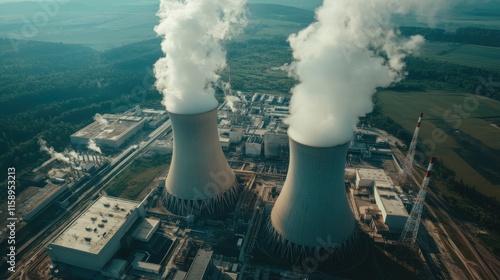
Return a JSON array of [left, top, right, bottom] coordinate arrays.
[[46, 196, 145, 272], [185, 249, 214, 280], [355, 168, 393, 189], [355, 168, 408, 233], [19, 182, 69, 221], [163, 107, 240, 216], [266, 137, 360, 265], [374, 185, 409, 233], [149, 139, 173, 155], [245, 135, 263, 157], [70, 114, 145, 149]]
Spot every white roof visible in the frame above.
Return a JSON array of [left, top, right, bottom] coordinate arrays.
[[376, 188, 408, 217], [133, 218, 160, 242], [52, 196, 140, 254], [357, 168, 392, 185]]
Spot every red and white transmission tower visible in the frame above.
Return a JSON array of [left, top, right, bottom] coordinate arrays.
[[397, 113, 423, 185], [398, 156, 436, 248]]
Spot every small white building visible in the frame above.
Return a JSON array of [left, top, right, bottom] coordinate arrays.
[[373, 186, 408, 233], [355, 168, 393, 189]]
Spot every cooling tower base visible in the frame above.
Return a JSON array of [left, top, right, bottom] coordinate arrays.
[[163, 181, 241, 216], [264, 218, 363, 269]]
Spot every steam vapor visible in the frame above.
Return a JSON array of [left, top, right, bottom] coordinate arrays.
[[225, 95, 241, 113], [87, 139, 102, 154], [38, 138, 70, 163], [93, 113, 109, 127], [286, 0, 446, 147], [153, 0, 247, 114]]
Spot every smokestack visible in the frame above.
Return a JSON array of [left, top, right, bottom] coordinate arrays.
[[266, 136, 359, 265], [163, 106, 239, 216]]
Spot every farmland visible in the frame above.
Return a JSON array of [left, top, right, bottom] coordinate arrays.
[[418, 42, 500, 72]]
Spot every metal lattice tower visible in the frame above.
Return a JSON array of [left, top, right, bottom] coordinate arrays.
[[398, 156, 435, 249], [397, 113, 423, 186]]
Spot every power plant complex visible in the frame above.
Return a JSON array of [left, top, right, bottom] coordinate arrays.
[[9, 95, 443, 280]]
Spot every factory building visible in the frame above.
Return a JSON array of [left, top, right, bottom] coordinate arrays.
[[374, 186, 409, 234], [229, 126, 245, 144], [263, 132, 288, 158], [163, 107, 239, 216], [262, 117, 288, 158], [19, 182, 69, 221], [46, 196, 145, 271], [355, 168, 393, 189], [149, 139, 173, 155], [70, 114, 145, 149], [266, 136, 359, 265], [185, 249, 214, 280], [355, 168, 408, 233], [245, 135, 263, 157]]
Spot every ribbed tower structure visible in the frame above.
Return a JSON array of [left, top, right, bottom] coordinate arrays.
[[266, 136, 359, 265], [163, 107, 239, 216]]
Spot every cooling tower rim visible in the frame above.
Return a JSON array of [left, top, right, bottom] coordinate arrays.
[[287, 131, 350, 149], [166, 104, 218, 116]]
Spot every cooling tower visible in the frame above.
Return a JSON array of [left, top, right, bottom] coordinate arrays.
[[267, 136, 359, 265], [163, 107, 239, 216]]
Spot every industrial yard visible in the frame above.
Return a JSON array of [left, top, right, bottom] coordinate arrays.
[[1, 91, 498, 280]]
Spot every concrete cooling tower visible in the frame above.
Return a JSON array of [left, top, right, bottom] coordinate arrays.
[[163, 107, 239, 216], [266, 136, 359, 265]]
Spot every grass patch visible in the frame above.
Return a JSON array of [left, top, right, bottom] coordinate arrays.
[[106, 156, 168, 201], [377, 90, 500, 199], [478, 233, 500, 257], [419, 42, 500, 72]]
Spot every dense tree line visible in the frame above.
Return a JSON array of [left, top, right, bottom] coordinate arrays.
[[400, 27, 500, 48], [0, 40, 162, 180]]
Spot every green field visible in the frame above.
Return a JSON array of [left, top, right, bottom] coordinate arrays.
[[419, 42, 500, 71], [105, 157, 168, 201], [377, 90, 500, 199]]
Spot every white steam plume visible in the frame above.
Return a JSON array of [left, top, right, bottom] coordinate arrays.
[[87, 139, 102, 154], [153, 0, 247, 114], [286, 0, 446, 147], [93, 113, 109, 127], [225, 95, 241, 113], [38, 138, 70, 163]]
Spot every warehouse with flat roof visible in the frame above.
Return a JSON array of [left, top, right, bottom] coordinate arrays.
[[46, 196, 145, 271], [70, 114, 145, 148]]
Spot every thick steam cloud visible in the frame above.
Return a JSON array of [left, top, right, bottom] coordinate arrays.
[[88, 139, 102, 154], [39, 138, 70, 164], [154, 0, 247, 114], [286, 0, 445, 147]]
